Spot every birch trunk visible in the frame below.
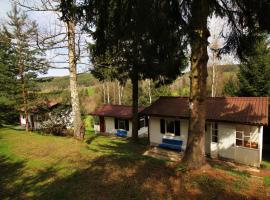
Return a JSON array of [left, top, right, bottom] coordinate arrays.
[[106, 82, 110, 103], [118, 81, 123, 105], [67, 19, 84, 140], [18, 45, 29, 132], [20, 65, 29, 132], [148, 79, 152, 104], [211, 54, 215, 97], [113, 81, 116, 104], [103, 83, 106, 103], [182, 0, 210, 169]]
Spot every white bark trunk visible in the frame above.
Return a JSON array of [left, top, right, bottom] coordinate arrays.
[[211, 51, 215, 97], [148, 79, 152, 104], [103, 83, 106, 103], [106, 82, 110, 103], [118, 81, 122, 105], [67, 19, 84, 140]]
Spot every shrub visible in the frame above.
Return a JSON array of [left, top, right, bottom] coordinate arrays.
[[40, 104, 72, 136]]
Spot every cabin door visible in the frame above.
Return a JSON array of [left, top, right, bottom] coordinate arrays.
[[100, 117, 105, 132], [30, 115, 35, 130]]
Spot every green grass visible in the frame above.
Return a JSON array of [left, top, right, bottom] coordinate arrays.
[[0, 127, 166, 200], [261, 160, 270, 170], [212, 163, 250, 178], [192, 174, 227, 199], [264, 176, 270, 187], [0, 126, 269, 200]]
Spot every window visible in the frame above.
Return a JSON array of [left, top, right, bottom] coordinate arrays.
[[139, 117, 146, 128], [160, 119, 180, 136], [236, 127, 258, 149], [115, 118, 129, 131], [166, 120, 175, 134], [93, 117, 100, 125], [118, 119, 126, 130], [211, 123, 218, 143]]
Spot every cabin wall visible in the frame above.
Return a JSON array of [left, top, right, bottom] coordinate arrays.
[[148, 116, 189, 150], [103, 117, 147, 137], [149, 116, 263, 167]]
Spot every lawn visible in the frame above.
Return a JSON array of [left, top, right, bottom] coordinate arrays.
[[0, 127, 270, 200]]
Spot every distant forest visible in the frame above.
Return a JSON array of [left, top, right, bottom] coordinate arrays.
[[37, 64, 239, 115]]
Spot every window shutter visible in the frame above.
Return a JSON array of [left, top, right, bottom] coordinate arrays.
[[114, 118, 118, 129], [175, 120, 180, 136], [125, 120, 129, 131], [160, 119, 165, 134]]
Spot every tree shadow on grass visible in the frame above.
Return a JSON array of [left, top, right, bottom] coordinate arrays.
[[0, 138, 263, 200]]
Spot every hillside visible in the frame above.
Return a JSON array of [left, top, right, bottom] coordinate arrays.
[[36, 64, 239, 114]]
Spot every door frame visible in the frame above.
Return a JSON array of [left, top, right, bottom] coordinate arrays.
[[99, 116, 105, 132]]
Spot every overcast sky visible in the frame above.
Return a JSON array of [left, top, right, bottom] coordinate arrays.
[[0, 0, 236, 78]]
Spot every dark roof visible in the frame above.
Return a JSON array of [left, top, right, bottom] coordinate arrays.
[[141, 96, 269, 126], [19, 101, 61, 113], [90, 104, 145, 119]]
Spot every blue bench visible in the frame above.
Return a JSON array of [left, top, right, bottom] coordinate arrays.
[[159, 138, 182, 151], [116, 129, 127, 137]]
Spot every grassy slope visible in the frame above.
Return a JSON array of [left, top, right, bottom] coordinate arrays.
[[0, 127, 269, 200]]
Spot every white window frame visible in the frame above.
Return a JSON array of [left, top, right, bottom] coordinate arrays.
[[139, 117, 145, 128], [235, 128, 258, 149], [211, 122, 218, 143]]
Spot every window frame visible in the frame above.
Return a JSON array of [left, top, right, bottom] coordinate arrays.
[[211, 122, 218, 143], [139, 117, 145, 128], [166, 119, 175, 135], [235, 128, 258, 149], [162, 119, 180, 136], [94, 116, 100, 125], [118, 119, 126, 130]]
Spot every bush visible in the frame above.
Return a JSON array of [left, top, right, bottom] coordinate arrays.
[[40, 104, 73, 136]]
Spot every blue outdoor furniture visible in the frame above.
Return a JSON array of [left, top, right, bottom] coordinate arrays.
[[159, 138, 182, 151], [116, 129, 127, 137]]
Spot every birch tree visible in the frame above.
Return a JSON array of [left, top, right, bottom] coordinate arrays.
[[17, 0, 88, 139]]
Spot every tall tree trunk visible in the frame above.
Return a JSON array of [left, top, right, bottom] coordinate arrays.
[[131, 68, 139, 141], [113, 81, 116, 104], [182, 0, 210, 169], [106, 82, 110, 103], [117, 81, 121, 105], [21, 70, 29, 132], [118, 81, 123, 105], [148, 79, 152, 104], [211, 53, 215, 97], [67, 20, 84, 140], [103, 82, 106, 103], [18, 49, 29, 132]]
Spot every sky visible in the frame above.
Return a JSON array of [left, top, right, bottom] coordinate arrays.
[[0, 0, 89, 77], [0, 0, 236, 78], [0, 0, 11, 19]]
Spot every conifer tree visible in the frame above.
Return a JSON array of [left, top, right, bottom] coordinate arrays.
[[238, 35, 270, 96], [74, 0, 270, 168], [4, 4, 47, 131], [0, 30, 19, 125]]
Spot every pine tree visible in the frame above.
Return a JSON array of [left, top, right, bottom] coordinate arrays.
[[82, 0, 187, 140], [74, 0, 270, 168], [238, 35, 270, 96], [0, 30, 19, 125], [4, 4, 48, 131]]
